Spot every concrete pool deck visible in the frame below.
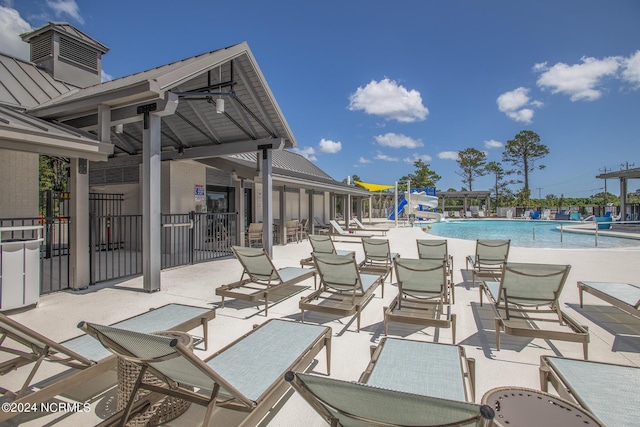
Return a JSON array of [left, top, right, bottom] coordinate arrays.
[[2, 223, 640, 426]]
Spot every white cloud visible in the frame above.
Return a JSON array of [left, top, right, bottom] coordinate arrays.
[[358, 157, 372, 164], [348, 78, 429, 123], [0, 6, 31, 60], [403, 153, 432, 164], [46, 0, 84, 24], [484, 139, 503, 149], [438, 151, 459, 161], [536, 56, 621, 101], [621, 50, 640, 89], [496, 87, 541, 124], [290, 146, 317, 161], [318, 138, 342, 153], [374, 152, 399, 162], [101, 69, 113, 82], [374, 132, 423, 149]]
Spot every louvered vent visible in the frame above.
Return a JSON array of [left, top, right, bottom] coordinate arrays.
[[30, 35, 52, 62], [59, 36, 98, 71]]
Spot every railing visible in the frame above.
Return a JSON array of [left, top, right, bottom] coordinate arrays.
[[533, 220, 640, 247]]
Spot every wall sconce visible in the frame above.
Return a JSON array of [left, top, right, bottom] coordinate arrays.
[[216, 98, 225, 114], [115, 123, 124, 134]]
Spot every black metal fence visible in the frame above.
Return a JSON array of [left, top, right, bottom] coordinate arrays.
[[89, 212, 237, 284]]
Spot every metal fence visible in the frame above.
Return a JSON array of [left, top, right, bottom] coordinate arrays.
[[89, 212, 237, 284]]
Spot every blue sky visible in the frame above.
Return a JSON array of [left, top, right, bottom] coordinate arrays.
[[2, 0, 639, 197]]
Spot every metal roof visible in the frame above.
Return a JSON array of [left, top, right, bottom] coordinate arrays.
[[596, 167, 640, 180], [205, 150, 371, 196], [438, 190, 491, 199], [29, 42, 296, 156], [0, 104, 112, 161], [0, 53, 79, 109]]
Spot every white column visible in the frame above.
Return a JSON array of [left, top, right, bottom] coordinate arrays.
[[261, 148, 273, 257], [69, 158, 89, 289], [142, 113, 162, 292]]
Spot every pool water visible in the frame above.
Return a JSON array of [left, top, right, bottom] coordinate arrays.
[[418, 220, 640, 249]]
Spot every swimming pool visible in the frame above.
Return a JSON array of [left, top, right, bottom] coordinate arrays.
[[418, 220, 640, 249]]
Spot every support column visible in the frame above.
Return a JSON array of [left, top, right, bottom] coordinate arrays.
[[142, 112, 162, 292], [234, 177, 244, 245], [69, 158, 89, 289], [261, 148, 273, 257], [620, 178, 627, 220]]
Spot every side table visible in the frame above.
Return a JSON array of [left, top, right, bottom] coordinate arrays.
[[117, 331, 193, 427], [482, 386, 604, 427]]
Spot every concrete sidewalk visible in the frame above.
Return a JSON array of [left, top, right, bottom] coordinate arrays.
[[3, 224, 640, 426]]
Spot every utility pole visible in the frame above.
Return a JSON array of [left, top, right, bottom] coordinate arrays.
[[620, 162, 635, 170], [600, 166, 611, 205], [536, 187, 542, 199]]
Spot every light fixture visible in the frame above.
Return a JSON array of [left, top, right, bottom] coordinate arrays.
[[216, 98, 224, 114], [115, 123, 124, 134]]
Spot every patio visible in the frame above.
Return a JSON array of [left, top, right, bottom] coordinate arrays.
[[2, 224, 639, 426]]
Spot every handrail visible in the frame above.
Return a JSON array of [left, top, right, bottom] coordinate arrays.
[[162, 220, 193, 229]]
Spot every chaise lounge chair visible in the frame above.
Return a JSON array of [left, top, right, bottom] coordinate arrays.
[[350, 217, 389, 235], [384, 258, 456, 343], [299, 253, 386, 332], [540, 356, 640, 427], [360, 238, 399, 283], [300, 234, 355, 268], [80, 318, 331, 427], [577, 281, 640, 319], [0, 304, 215, 422], [466, 239, 510, 287], [286, 337, 494, 426], [480, 262, 590, 359], [216, 246, 316, 316], [417, 239, 455, 302], [328, 219, 373, 241]]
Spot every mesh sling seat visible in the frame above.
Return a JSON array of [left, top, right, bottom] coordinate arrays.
[[577, 281, 640, 319], [287, 337, 494, 427], [216, 246, 316, 316], [0, 304, 214, 422], [360, 238, 399, 284], [480, 262, 590, 359], [465, 239, 510, 288], [80, 318, 331, 427], [540, 356, 640, 427], [384, 258, 456, 343], [417, 239, 455, 303], [300, 253, 386, 332], [300, 234, 355, 268]]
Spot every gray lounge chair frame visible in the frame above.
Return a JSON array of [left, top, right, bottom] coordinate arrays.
[[360, 238, 399, 283], [0, 304, 215, 422], [577, 281, 640, 319], [216, 246, 316, 316], [540, 355, 640, 427], [480, 262, 590, 359], [286, 337, 494, 426], [80, 319, 331, 427], [384, 258, 456, 343], [466, 239, 510, 287], [417, 238, 455, 303], [350, 217, 389, 235], [300, 253, 385, 332], [328, 220, 373, 241], [300, 234, 355, 268]]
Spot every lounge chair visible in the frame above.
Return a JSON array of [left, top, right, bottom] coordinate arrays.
[[0, 304, 215, 421], [246, 222, 263, 247], [540, 356, 640, 427], [360, 238, 399, 283], [384, 258, 456, 343], [350, 217, 389, 235], [80, 318, 331, 427], [530, 210, 541, 220], [300, 253, 386, 332], [465, 239, 510, 287], [216, 246, 316, 316], [313, 216, 330, 235], [417, 239, 454, 302], [577, 281, 640, 319], [328, 219, 373, 241], [542, 209, 551, 220], [300, 234, 355, 268], [465, 210, 473, 218], [285, 219, 299, 243], [287, 337, 494, 426], [298, 218, 309, 241], [480, 262, 590, 359]]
